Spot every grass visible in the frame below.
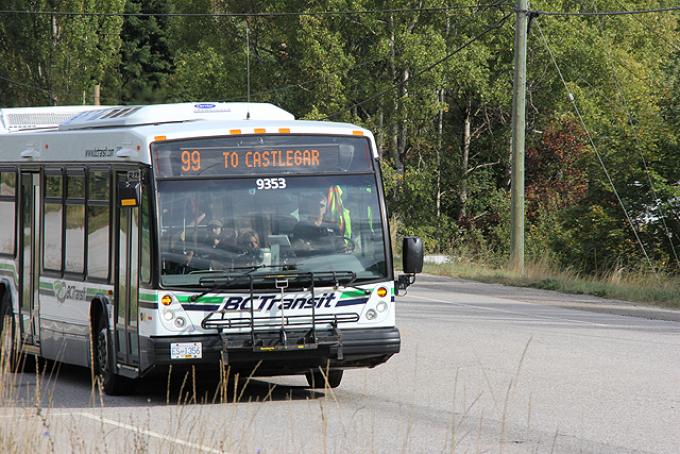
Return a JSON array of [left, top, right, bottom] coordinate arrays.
[[423, 258, 680, 310], [0, 337, 377, 454]]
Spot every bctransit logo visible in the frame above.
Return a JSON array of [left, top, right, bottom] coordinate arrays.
[[53, 280, 87, 303], [53, 280, 67, 303], [222, 293, 337, 311]]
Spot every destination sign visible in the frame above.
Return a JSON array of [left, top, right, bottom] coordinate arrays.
[[153, 135, 372, 178], [178, 147, 322, 174]]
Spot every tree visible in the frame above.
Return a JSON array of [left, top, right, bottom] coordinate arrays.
[[118, 0, 175, 103], [0, 0, 124, 106]]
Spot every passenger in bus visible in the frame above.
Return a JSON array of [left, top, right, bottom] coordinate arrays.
[[161, 229, 199, 273], [203, 220, 231, 248], [174, 195, 212, 271], [186, 195, 210, 227], [187, 220, 232, 269], [235, 230, 263, 266], [292, 193, 343, 254]]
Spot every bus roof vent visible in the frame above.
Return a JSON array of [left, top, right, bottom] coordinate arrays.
[[58, 102, 295, 131], [0, 105, 106, 133]]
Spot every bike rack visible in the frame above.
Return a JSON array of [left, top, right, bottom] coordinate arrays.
[[201, 271, 359, 358]]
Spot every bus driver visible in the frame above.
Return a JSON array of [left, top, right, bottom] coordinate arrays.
[[292, 192, 343, 254]]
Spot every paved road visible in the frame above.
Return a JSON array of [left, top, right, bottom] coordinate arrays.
[[2, 274, 680, 453]]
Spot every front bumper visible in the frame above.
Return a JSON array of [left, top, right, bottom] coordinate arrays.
[[139, 327, 400, 376]]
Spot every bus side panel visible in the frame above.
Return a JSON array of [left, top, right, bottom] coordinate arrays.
[[38, 277, 110, 368], [39, 324, 89, 367]]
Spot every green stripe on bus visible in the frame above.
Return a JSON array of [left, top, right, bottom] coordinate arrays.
[[341, 289, 372, 299], [177, 295, 223, 304], [139, 292, 156, 303], [0, 263, 15, 271], [39, 281, 53, 290], [86, 288, 105, 297]]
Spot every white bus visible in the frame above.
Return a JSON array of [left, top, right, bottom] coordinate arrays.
[[0, 102, 422, 394]]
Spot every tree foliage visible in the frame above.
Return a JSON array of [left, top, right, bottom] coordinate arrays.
[[2, 0, 680, 273]]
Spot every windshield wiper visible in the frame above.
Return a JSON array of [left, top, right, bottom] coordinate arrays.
[[321, 271, 371, 295], [257, 270, 370, 295], [337, 283, 371, 295], [189, 265, 288, 301]]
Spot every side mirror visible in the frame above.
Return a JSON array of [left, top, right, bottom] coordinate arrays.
[[403, 236, 423, 274], [117, 180, 141, 207], [396, 236, 423, 293]]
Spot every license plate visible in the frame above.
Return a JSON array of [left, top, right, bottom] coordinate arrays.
[[170, 342, 202, 359]]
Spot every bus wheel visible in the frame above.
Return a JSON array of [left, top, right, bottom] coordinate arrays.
[[0, 295, 16, 371], [305, 369, 343, 389], [93, 317, 126, 395]]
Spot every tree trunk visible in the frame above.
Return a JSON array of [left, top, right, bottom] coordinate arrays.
[[398, 67, 409, 166], [377, 110, 384, 157], [389, 14, 400, 167], [436, 88, 444, 220], [459, 100, 472, 222]]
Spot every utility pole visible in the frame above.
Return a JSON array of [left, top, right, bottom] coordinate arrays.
[[510, 0, 528, 273]]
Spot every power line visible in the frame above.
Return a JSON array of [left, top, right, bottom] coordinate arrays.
[[535, 20, 657, 274], [323, 11, 514, 120], [528, 5, 680, 17], [239, 0, 510, 103], [0, 74, 49, 94], [0, 3, 512, 19], [611, 0, 680, 53]]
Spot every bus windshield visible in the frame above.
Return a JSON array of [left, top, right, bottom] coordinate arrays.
[[157, 174, 387, 287]]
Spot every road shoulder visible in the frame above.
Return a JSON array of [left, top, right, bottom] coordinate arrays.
[[415, 273, 680, 323]]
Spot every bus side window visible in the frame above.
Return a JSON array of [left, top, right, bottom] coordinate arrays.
[[140, 182, 151, 285], [87, 169, 111, 280], [0, 169, 17, 256], [64, 171, 85, 274], [43, 171, 63, 271]]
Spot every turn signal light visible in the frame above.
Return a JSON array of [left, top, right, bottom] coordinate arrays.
[[161, 294, 173, 306], [376, 287, 388, 298]]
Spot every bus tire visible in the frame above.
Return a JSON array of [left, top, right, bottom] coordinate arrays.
[[306, 368, 343, 389], [0, 291, 16, 372], [93, 316, 126, 395]]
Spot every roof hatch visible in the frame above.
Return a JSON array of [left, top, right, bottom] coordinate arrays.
[[58, 102, 295, 131]]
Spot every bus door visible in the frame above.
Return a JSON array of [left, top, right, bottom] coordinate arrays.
[[115, 171, 140, 367], [19, 172, 40, 344]]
